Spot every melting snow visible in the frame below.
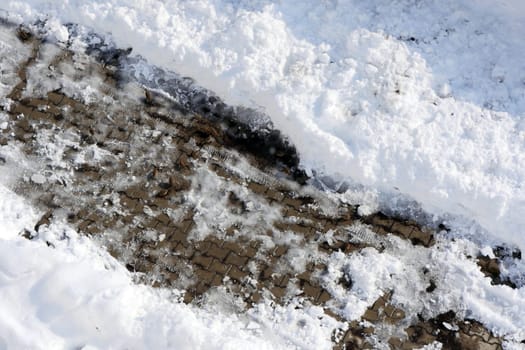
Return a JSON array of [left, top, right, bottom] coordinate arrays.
[[1, 1, 525, 349]]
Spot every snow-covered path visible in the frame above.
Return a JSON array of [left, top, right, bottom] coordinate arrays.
[[1, 188, 338, 350], [1, 1, 525, 349], [2, 0, 524, 250]]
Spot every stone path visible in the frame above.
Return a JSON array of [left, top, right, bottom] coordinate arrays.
[[0, 24, 511, 349]]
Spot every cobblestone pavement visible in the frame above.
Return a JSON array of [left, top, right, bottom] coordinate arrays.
[[0, 25, 512, 349]]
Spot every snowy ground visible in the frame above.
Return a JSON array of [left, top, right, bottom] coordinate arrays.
[[0, 25, 338, 349], [2, 0, 524, 251], [0, 186, 339, 350], [1, 1, 525, 349]]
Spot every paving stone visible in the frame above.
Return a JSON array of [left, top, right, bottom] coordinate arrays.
[[282, 197, 303, 210], [227, 266, 247, 282], [210, 274, 223, 287], [169, 228, 188, 243], [126, 186, 150, 200], [275, 275, 290, 288], [302, 282, 321, 300], [409, 228, 434, 247], [209, 260, 229, 274], [266, 189, 284, 201], [259, 265, 274, 280], [221, 240, 242, 252], [194, 269, 215, 283], [363, 309, 380, 322], [477, 255, 502, 282], [391, 222, 414, 239], [31, 109, 49, 120], [249, 291, 262, 304], [158, 254, 181, 267], [241, 245, 258, 258], [183, 292, 194, 304], [47, 91, 64, 105], [364, 213, 394, 231], [272, 245, 288, 257], [11, 104, 34, 117], [247, 181, 267, 195], [289, 223, 313, 236], [406, 326, 437, 344], [194, 242, 212, 256], [388, 337, 403, 349], [193, 281, 210, 295], [383, 304, 406, 323], [180, 219, 195, 234], [192, 254, 213, 269], [317, 290, 331, 303], [270, 286, 286, 299], [207, 244, 229, 260], [179, 246, 195, 259], [371, 297, 387, 312], [224, 252, 248, 267], [296, 270, 311, 281], [372, 226, 390, 236], [170, 175, 191, 191], [178, 153, 189, 167], [77, 220, 93, 232], [391, 308, 406, 320]]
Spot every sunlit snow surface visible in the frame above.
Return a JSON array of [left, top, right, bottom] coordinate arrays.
[[1, 0, 525, 349]]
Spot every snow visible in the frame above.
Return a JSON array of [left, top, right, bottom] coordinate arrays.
[[1, 1, 525, 348], [2, 0, 523, 252], [186, 164, 282, 242], [321, 235, 525, 342], [0, 185, 38, 239]]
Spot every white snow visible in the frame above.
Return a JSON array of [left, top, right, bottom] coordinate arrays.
[[0, 185, 38, 239], [186, 164, 282, 242], [321, 235, 525, 342]]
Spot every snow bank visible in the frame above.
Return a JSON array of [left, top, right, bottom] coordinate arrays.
[[4, 0, 523, 249]]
